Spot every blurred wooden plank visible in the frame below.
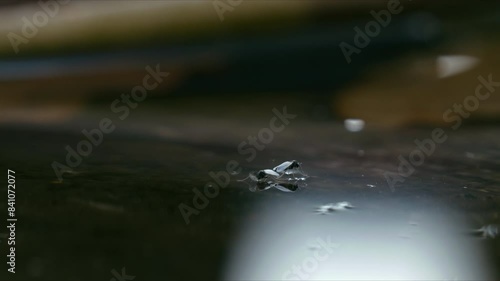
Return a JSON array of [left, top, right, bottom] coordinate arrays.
[[0, 1, 321, 56], [0, 0, 458, 56], [335, 39, 500, 127]]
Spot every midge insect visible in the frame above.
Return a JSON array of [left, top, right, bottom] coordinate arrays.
[[272, 160, 308, 178], [237, 160, 309, 193]]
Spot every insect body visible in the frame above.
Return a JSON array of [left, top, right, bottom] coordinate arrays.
[[256, 169, 280, 180], [238, 160, 308, 193]]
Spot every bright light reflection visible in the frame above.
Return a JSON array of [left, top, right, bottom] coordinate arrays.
[[224, 198, 493, 280]]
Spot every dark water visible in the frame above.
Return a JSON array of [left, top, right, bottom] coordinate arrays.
[[0, 107, 499, 280]]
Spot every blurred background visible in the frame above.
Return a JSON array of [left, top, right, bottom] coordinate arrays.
[[0, 1, 499, 280]]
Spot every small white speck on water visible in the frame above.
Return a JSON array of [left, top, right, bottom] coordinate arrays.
[[476, 224, 499, 239], [344, 118, 365, 132], [315, 201, 353, 214]]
